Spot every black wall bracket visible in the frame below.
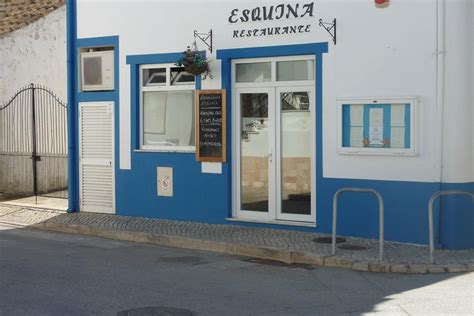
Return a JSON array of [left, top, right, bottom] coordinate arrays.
[[194, 30, 213, 53], [318, 18, 336, 45]]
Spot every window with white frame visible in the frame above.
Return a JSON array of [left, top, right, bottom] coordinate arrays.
[[140, 64, 195, 151], [338, 98, 417, 155], [234, 58, 314, 83]]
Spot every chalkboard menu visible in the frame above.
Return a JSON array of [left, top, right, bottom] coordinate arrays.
[[196, 90, 226, 162]]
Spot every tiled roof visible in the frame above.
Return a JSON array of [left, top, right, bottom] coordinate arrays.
[[0, 0, 65, 37]]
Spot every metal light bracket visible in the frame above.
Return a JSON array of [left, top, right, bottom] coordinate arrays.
[[193, 30, 213, 53], [318, 18, 336, 45]]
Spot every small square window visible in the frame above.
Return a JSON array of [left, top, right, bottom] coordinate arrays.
[[277, 60, 314, 81], [236, 62, 271, 83], [170, 67, 195, 85], [143, 68, 166, 86]]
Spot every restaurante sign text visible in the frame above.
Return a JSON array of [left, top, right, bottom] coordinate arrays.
[[228, 2, 316, 38]]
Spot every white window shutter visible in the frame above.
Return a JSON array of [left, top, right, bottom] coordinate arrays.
[[79, 102, 114, 214]]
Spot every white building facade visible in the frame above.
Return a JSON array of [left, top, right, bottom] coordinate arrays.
[[67, 0, 473, 249]]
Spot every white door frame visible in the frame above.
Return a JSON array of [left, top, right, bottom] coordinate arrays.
[[78, 101, 116, 214], [231, 55, 317, 224], [233, 87, 275, 221], [275, 86, 316, 222]]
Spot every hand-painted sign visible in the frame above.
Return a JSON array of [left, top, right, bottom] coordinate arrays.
[[228, 2, 315, 38], [196, 90, 227, 162], [228, 2, 315, 23]]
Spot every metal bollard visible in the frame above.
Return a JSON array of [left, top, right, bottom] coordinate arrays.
[[428, 191, 474, 264], [332, 188, 385, 262]]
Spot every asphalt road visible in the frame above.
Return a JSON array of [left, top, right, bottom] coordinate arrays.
[[0, 223, 473, 316]]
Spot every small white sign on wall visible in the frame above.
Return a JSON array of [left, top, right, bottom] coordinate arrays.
[[369, 108, 384, 145], [201, 162, 222, 174], [157, 167, 173, 197]]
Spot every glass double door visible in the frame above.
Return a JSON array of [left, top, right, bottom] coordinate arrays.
[[235, 86, 315, 223]]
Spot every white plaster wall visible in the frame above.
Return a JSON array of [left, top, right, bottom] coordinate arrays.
[[441, 0, 473, 183], [76, 0, 473, 183], [321, 0, 437, 182], [0, 6, 67, 102], [472, 1, 474, 183]]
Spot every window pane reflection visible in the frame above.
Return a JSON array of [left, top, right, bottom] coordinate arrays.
[[240, 93, 269, 212], [280, 91, 311, 215], [277, 60, 314, 81], [236, 62, 271, 83]]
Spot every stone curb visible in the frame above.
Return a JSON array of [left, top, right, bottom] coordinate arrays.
[[1, 219, 471, 274]]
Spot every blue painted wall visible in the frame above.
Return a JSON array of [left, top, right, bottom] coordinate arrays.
[[116, 160, 472, 248], [66, 1, 472, 249], [73, 36, 120, 219], [65, 0, 120, 215], [439, 182, 474, 249], [114, 43, 473, 249], [116, 153, 230, 222], [119, 51, 229, 222], [66, 0, 77, 212]]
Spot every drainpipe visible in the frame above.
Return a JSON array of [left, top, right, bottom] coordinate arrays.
[[434, 0, 445, 246]]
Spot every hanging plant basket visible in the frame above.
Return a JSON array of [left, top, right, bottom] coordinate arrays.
[[176, 47, 212, 79]]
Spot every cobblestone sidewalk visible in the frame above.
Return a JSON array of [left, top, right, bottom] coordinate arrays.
[[0, 204, 473, 274]]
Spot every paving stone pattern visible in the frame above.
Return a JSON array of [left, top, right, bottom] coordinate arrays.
[[0, 204, 473, 272]]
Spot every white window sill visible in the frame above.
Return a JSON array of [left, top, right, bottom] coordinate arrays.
[[337, 148, 417, 156], [226, 217, 317, 228], [134, 149, 195, 154]]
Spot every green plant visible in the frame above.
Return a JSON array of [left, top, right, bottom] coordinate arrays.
[[176, 47, 212, 79]]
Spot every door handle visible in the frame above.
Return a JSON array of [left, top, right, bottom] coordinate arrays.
[[267, 152, 273, 162]]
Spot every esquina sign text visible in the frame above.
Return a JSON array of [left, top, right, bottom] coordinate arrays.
[[228, 2, 315, 38]]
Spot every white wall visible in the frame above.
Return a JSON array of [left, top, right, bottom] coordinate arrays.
[[0, 6, 67, 102], [472, 1, 474, 183], [322, 0, 438, 182], [441, 0, 473, 183], [76, 0, 473, 183]]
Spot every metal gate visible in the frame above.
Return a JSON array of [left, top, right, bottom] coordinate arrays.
[[0, 83, 68, 200]]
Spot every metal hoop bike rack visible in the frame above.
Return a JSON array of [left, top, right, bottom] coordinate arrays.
[[332, 188, 385, 262], [428, 190, 474, 264]]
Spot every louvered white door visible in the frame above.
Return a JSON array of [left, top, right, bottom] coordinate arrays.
[[79, 102, 115, 214]]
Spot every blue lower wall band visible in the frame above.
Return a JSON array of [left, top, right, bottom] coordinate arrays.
[[115, 152, 473, 250]]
